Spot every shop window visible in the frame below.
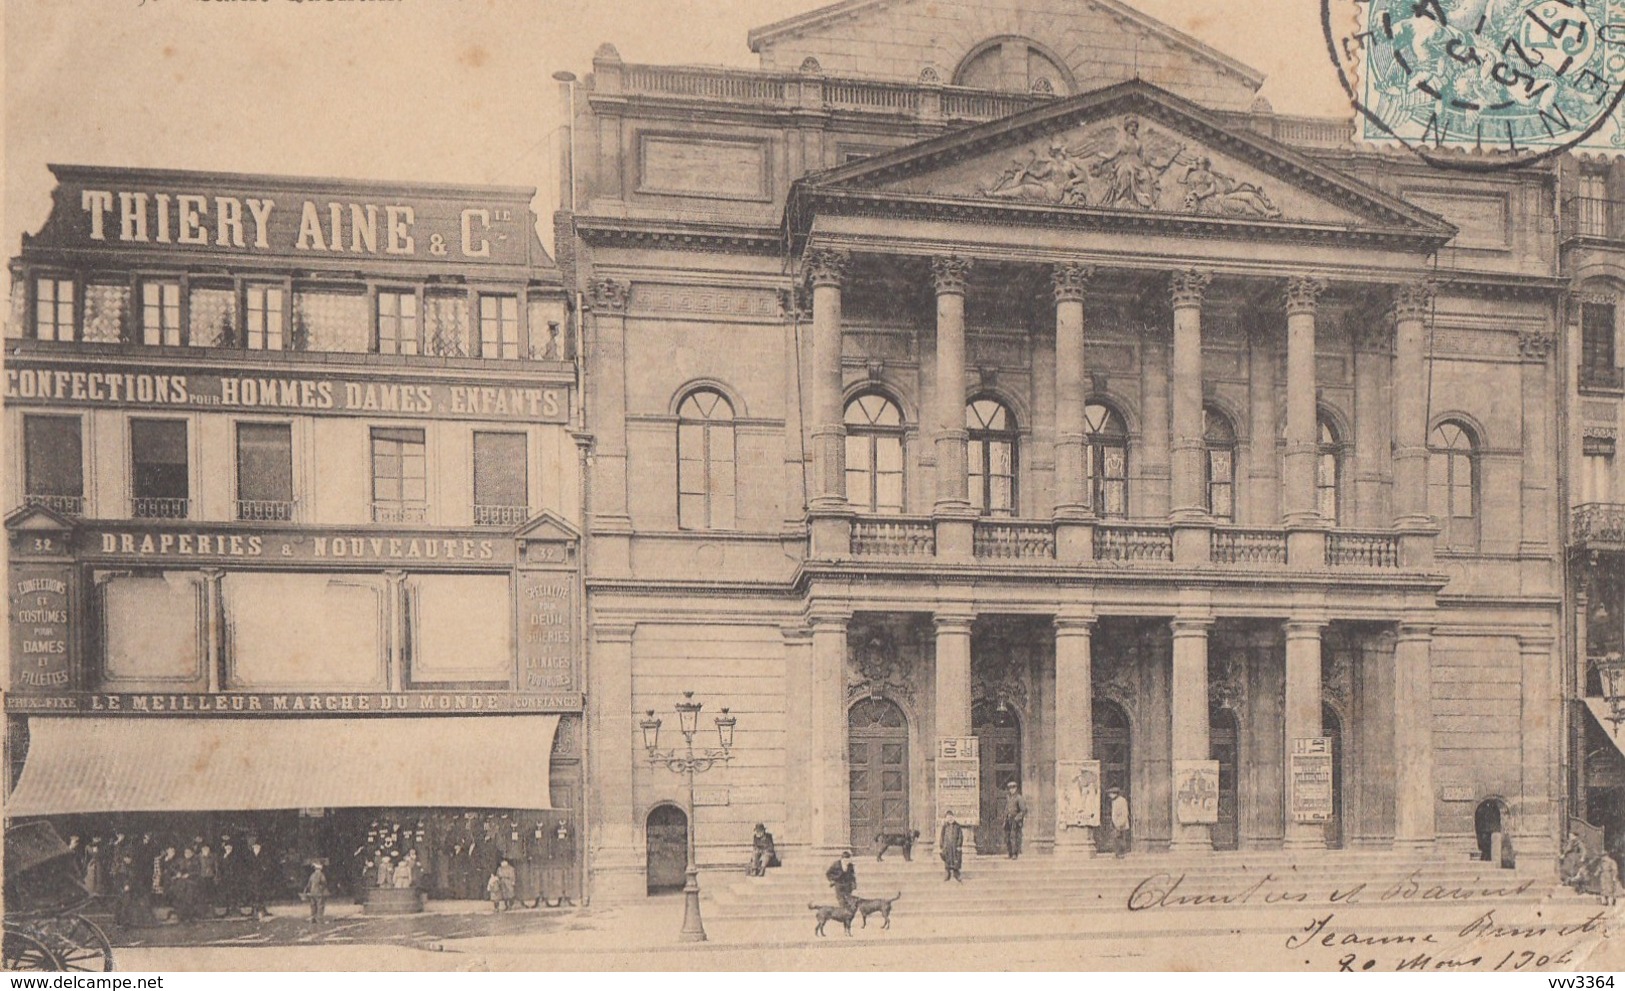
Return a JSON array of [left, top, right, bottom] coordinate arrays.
[[236, 422, 294, 521], [296, 290, 369, 353], [1204, 406, 1236, 521], [677, 388, 736, 530], [100, 572, 207, 689], [246, 285, 286, 350], [141, 281, 182, 346], [188, 287, 236, 348], [967, 397, 1017, 517], [844, 393, 905, 514], [221, 573, 386, 689], [23, 414, 84, 514], [34, 277, 75, 341], [1585, 436, 1616, 504], [130, 419, 189, 519], [1317, 416, 1342, 525], [371, 427, 427, 523], [1428, 420, 1479, 549], [82, 284, 129, 343], [473, 431, 528, 527], [1084, 401, 1128, 518], [405, 574, 513, 684], [479, 294, 520, 359], [377, 289, 419, 355]]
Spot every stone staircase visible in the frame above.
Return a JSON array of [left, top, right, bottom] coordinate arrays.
[[700, 848, 1589, 924]]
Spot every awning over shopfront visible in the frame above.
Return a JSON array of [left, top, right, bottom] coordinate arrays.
[[1585, 698, 1625, 758], [5, 715, 558, 817]]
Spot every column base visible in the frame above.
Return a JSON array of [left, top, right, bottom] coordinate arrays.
[[808, 511, 853, 558], [1169, 825, 1213, 852], [934, 509, 976, 561], [1054, 828, 1097, 857], [1283, 829, 1328, 852]]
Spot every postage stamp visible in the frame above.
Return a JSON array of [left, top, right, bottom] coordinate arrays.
[[1325, 0, 1625, 166]]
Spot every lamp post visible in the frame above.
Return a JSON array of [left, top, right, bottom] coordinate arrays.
[[1595, 651, 1625, 730], [640, 691, 736, 942]]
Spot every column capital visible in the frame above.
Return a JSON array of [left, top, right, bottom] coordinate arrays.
[[803, 247, 851, 289], [1391, 279, 1436, 321], [1051, 262, 1095, 304], [933, 610, 976, 633], [1284, 275, 1327, 317], [587, 277, 629, 312], [807, 607, 853, 631], [592, 622, 637, 644], [1518, 331, 1556, 362], [1285, 617, 1329, 638], [1170, 615, 1213, 635], [1396, 621, 1434, 642], [1168, 268, 1213, 309], [931, 255, 975, 296], [1054, 612, 1098, 634]]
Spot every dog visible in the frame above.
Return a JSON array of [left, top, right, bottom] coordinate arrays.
[[809, 900, 856, 936], [851, 891, 902, 929], [874, 829, 921, 861]]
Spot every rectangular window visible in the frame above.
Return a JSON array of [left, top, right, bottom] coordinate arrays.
[[236, 422, 294, 521], [479, 294, 519, 359], [141, 281, 182, 346], [1586, 452, 1615, 504], [1581, 173, 1610, 236], [1584, 303, 1617, 371], [1208, 449, 1234, 521], [371, 427, 427, 523], [473, 431, 527, 527], [23, 415, 83, 514], [245, 286, 285, 350], [377, 290, 420, 355], [35, 278, 74, 341], [130, 419, 189, 518]]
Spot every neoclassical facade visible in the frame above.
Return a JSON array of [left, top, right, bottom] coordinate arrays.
[[564, 0, 1566, 899]]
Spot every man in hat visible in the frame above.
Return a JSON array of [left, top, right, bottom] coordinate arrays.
[[1108, 788, 1132, 858], [1002, 780, 1030, 859], [302, 860, 330, 923], [824, 850, 857, 908], [939, 810, 964, 882], [242, 835, 274, 921]]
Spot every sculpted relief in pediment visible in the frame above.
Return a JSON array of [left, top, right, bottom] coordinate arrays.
[[978, 116, 1281, 218]]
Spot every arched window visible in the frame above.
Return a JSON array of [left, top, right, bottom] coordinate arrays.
[[844, 393, 905, 514], [1204, 407, 1237, 521], [1084, 402, 1129, 518], [953, 37, 1071, 95], [1317, 416, 1342, 525], [1429, 420, 1479, 548], [677, 388, 735, 530], [966, 398, 1017, 517]]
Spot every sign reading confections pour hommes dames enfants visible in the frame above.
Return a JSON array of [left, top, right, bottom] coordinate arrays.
[[5, 363, 568, 423], [29, 166, 538, 268], [5, 691, 584, 715]]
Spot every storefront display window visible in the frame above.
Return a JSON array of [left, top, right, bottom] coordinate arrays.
[[100, 572, 207, 688], [223, 573, 387, 689]]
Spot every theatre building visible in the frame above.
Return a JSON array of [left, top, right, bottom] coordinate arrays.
[[566, 0, 1568, 898], [3, 166, 585, 904]]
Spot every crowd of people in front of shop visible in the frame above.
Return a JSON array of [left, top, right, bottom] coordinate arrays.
[[64, 831, 280, 928]]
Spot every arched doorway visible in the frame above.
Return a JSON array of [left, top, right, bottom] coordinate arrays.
[[848, 697, 910, 850], [645, 804, 688, 895], [972, 700, 1022, 854], [1475, 798, 1510, 864], [1093, 699, 1131, 853], [1210, 706, 1240, 851], [1323, 704, 1345, 849]]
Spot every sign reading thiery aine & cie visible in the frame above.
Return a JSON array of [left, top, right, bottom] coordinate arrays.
[[9, 566, 75, 693], [6, 691, 583, 715]]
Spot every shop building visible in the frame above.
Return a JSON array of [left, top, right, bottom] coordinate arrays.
[[564, 0, 1568, 899], [3, 166, 584, 905]]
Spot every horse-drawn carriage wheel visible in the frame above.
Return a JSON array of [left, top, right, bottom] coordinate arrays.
[[52, 916, 113, 972], [2, 928, 63, 971]]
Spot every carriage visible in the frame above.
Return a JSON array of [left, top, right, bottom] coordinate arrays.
[[3, 821, 114, 971]]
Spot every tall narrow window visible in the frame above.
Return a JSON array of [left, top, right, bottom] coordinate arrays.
[[236, 423, 294, 521], [371, 427, 427, 523], [35, 278, 74, 341], [966, 398, 1017, 517], [1584, 437, 1615, 504], [23, 415, 83, 514], [245, 286, 285, 350], [1317, 416, 1342, 524], [1204, 407, 1237, 521], [141, 281, 182, 346], [130, 419, 189, 518], [479, 294, 519, 359], [677, 389, 736, 530], [378, 290, 420, 355], [844, 393, 905, 514], [1580, 172, 1610, 236], [473, 432, 528, 527], [1429, 420, 1479, 549], [1084, 402, 1128, 518], [1583, 302, 1619, 390]]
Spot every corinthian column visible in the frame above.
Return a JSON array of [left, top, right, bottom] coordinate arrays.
[[805, 248, 850, 512], [1053, 263, 1093, 519], [1391, 280, 1436, 567], [1169, 269, 1212, 522], [1283, 276, 1326, 527], [932, 256, 974, 515]]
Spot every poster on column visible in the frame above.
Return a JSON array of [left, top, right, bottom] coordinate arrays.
[[1173, 760, 1220, 824], [1057, 760, 1101, 828], [936, 737, 980, 827], [1291, 737, 1335, 823]]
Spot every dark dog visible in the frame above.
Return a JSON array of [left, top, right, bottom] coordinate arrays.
[[851, 891, 902, 929], [809, 900, 856, 936], [874, 829, 920, 861]]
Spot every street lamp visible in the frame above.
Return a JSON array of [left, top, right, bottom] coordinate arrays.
[[641, 691, 736, 941], [1595, 651, 1625, 729]]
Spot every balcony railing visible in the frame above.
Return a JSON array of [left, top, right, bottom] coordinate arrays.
[[1211, 527, 1288, 565], [1325, 530, 1401, 568], [132, 497, 189, 520], [24, 493, 84, 515], [1580, 364, 1625, 391], [851, 516, 935, 556], [1575, 503, 1625, 548], [973, 520, 1056, 560], [372, 502, 429, 524], [1566, 196, 1619, 240], [1094, 523, 1175, 563], [474, 504, 530, 528], [236, 499, 295, 522]]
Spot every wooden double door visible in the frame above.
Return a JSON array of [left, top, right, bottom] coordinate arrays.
[[973, 701, 1021, 854], [849, 698, 910, 849]]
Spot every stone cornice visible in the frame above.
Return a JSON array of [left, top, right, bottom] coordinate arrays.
[[573, 218, 783, 255]]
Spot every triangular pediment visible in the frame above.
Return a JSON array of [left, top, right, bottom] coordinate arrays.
[[514, 511, 581, 542], [791, 81, 1455, 244], [4, 504, 76, 532]]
